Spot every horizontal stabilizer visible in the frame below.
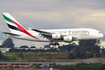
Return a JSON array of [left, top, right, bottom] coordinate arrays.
[[3, 32, 20, 36]]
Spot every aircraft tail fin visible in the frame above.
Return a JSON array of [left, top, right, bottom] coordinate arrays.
[[2, 13, 25, 34], [2, 13, 38, 39]]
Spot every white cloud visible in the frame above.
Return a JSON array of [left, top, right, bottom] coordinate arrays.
[[12, 8, 105, 34], [13, 40, 49, 47], [0, 0, 105, 46]]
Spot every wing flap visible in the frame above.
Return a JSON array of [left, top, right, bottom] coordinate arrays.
[[32, 29, 52, 39]]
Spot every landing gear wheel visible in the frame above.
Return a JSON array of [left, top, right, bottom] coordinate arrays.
[[54, 42, 59, 46], [49, 42, 59, 46]]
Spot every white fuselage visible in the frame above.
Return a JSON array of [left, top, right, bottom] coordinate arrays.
[[8, 28, 104, 42], [2, 13, 104, 43]]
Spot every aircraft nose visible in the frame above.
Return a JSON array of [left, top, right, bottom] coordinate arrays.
[[100, 33, 104, 38]]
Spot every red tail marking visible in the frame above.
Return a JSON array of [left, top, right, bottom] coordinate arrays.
[[12, 20, 38, 39]]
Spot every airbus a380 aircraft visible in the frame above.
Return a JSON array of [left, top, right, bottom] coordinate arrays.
[[2, 13, 104, 45]]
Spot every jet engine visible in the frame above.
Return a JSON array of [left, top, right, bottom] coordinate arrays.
[[52, 34, 61, 39], [63, 36, 72, 41]]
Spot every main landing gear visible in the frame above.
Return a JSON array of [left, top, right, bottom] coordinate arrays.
[[49, 42, 59, 46]]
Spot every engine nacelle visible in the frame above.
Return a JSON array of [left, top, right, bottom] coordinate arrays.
[[63, 36, 72, 41], [52, 34, 61, 39]]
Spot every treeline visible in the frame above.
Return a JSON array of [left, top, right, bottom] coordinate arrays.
[[8, 39, 105, 59], [0, 51, 10, 60], [2, 39, 105, 59], [59, 39, 102, 59], [51, 63, 105, 70], [9, 48, 58, 53]]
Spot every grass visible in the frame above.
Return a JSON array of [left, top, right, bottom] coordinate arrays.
[[2, 53, 74, 62], [2, 53, 105, 62]]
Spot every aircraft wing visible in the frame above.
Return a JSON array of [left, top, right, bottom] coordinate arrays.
[[32, 29, 79, 41], [32, 29, 53, 39], [32, 29, 51, 34]]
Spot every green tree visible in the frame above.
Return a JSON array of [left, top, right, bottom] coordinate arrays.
[[58, 43, 77, 53], [95, 53, 101, 57], [9, 65, 13, 69], [20, 52, 24, 59], [75, 48, 80, 58], [49, 63, 53, 68], [78, 40, 101, 58], [87, 52, 94, 58], [92, 63, 103, 70], [78, 40, 100, 48], [0, 51, 3, 60], [60, 65, 78, 70], [0, 45, 3, 48], [102, 52, 105, 57], [93, 45, 100, 53], [102, 64, 105, 70], [68, 52, 76, 59], [35, 64, 40, 68], [78, 40, 100, 51], [30, 64, 35, 68], [79, 51, 87, 59], [2, 38, 14, 48], [15, 66, 20, 69]]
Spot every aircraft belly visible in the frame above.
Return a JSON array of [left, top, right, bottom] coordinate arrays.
[[9, 35, 49, 42], [79, 34, 100, 40]]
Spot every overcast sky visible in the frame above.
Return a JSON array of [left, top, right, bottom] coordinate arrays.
[[0, 0, 105, 47]]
